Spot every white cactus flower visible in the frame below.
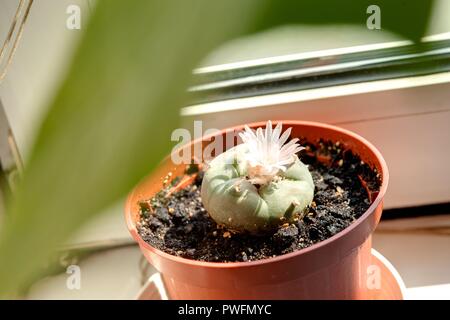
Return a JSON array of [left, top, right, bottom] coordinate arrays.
[[239, 121, 304, 185]]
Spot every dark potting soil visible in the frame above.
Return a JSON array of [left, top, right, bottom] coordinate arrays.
[[137, 140, 381, 262]]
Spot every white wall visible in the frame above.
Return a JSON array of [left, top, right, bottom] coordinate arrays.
[[0, 0, 93, 158]]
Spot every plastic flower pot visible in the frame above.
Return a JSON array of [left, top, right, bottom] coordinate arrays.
[[125, 121, 389, 299]]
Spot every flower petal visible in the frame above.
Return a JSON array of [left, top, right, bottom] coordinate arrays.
[[239, 121, 304, 185]]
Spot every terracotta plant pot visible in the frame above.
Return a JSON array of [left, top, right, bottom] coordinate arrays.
[[125, 121, 389, 299]]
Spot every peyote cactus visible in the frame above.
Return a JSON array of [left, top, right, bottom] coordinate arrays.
[[201, 121, 314, 233]]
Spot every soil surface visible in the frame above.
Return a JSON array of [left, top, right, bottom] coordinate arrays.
[[137, 140, 381, 262]]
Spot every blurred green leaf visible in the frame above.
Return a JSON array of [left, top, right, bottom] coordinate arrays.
[[0, 0, 434, 297], [0, 0, 264, 296], [251, 0, 435, 41]]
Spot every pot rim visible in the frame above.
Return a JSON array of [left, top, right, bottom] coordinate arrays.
[[125, 120, 389, 269]]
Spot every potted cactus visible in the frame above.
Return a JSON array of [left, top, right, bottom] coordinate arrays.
[[202, 122, 314, 233], [126, 120, 388, 299]]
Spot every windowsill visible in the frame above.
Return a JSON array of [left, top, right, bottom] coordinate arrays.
[[373, 214, 450, 292], [182, 71, 450, 117]]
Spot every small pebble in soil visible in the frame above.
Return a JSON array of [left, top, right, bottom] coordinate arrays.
[[137, 139, 381, 263]]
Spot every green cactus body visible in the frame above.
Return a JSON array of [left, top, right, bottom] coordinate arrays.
[[201, 144, 314, 233]]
